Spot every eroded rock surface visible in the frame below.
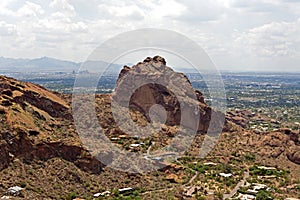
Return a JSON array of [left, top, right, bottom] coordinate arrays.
[[113, 56, 224, 133], [0, 76, 102, 173]]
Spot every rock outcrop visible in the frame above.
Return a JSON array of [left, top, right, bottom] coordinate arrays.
[[113, 56, 224, 133], [248, 128, 300, 165], [0, 76, 103, 173], [226, 110, 249, 128]]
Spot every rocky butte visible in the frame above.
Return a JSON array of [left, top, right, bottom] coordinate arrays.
[[112, 55, 225, 134]]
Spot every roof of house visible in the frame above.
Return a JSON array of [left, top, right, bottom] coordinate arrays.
[[7, 186, 23, 194]]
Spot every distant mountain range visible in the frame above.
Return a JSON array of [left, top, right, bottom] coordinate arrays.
[[0, 56, 124, 74], [1, 57, 300, 75], [0, 56, 202, 75]]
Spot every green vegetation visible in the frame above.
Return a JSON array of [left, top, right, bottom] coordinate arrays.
[[65, 192, 78, 200], [110, 189, 141, 200], [188, 163, 209, 173], [244, 153, 256, 162], [256, 190, 273, 200], [249, 166, 287, 177]]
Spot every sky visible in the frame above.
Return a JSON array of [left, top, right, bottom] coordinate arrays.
[[0, 0, 300, 72]]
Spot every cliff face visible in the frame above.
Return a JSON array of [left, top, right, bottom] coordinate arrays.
[[0, 76, 102, 173], [113, 56, 224, 133]]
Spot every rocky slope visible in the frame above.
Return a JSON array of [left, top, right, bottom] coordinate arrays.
[[0, 76, 102, 173], [225, 109, 300, 165], [0, 56, 299, 199]]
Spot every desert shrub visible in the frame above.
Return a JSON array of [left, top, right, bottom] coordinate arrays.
[[65, 192, 77, 200], [244, 153, 256, 162], [256, 190, 273, 200]]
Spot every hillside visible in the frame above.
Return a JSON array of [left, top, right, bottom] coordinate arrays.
[[0, 56, 299, 199]]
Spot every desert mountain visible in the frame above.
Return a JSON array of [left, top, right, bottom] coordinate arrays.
[[0, 57, 123, 73], [0, 57, 79, 72], [112, 56, 225, 134], [0, 56, 299, 199]]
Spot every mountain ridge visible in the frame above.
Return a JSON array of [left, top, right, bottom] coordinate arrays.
[[0, 56, 299, 199], [0, 56, 123, 73]]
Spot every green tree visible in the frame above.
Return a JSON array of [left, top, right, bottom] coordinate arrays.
[[256, 190, 272, 200]]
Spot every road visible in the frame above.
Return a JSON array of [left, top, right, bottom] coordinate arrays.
[[223, 171, 250, 199]]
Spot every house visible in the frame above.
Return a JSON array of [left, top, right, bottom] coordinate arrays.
[[130, 143, 145, 148], [118, 187, 133, 194], [204, 162, 218, 166], [130, 144, 141, 148], [253, 183, 267, 190], [94, 191, 111, 197], [237, 194, 256, 200], [246, 189, 258, 194], [257, 166, 276, 170], [246, 183, 268, 195], [219, 173, 232, 177], [6, 186, 23, 196]]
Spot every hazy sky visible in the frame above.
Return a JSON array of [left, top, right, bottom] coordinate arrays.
[[0, 0, 300, 71]]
